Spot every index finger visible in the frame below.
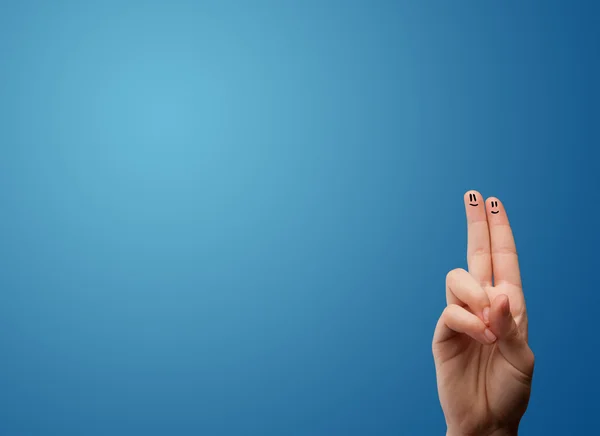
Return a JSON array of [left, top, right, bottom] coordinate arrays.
[[464, 190, 492, 286]]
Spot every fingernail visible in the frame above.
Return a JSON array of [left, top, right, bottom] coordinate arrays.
[[484, 329, 497, 343], [483, 307, 490, 325], [502, 297, 511, 316]]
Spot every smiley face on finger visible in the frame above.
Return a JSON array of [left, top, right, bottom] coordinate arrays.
[[468, 192, 479, 207], [464, 190, 487, 224], [490, 200, 500, 214]]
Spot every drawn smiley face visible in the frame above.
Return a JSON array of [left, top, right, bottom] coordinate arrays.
[[468, 193, 479, 207], [490, 200, 499, 214]]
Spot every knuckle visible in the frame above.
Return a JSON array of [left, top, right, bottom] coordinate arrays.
[[525, 348, 535, 373], [443, 304, 466, 323], [441, 304, 455, 320], [470, 247, 490, 256], [476, 293, 490, 307], [492, 246, 518, 256], [508, 321, 521, 339], [446, 268, 465, 284]]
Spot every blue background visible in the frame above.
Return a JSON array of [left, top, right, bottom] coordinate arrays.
[[0, 0, 598, 434]]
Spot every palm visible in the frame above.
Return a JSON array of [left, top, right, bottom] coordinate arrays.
[[433, 192, 534, 435]]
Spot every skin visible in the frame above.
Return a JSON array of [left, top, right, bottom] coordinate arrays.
[[432, 191, 535, 436]]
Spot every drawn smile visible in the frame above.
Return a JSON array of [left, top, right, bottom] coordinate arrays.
[[468, 193, 478, 206], [490, 200, 500, 214]]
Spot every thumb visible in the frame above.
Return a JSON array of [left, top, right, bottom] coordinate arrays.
[[489, 294, 535, 376]]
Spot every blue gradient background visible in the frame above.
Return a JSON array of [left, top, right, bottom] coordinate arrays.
[[0, 1, 598, 435]]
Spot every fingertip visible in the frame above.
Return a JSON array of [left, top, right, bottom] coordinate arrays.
[[465, 190, 483, 206], [486, 197, 509, 223], [484, 328, 497, 344], [493, 294, 510, 316], [465, 190, 486, 222]]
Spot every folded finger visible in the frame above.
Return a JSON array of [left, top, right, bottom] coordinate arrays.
[[446, 268, 491, 323], [433, 304, 497, 346]]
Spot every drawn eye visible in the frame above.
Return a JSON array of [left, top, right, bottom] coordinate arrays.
[[469, 193, 478, 206]]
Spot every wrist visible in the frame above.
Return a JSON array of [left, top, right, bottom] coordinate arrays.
[[446, 428, 518, 436]]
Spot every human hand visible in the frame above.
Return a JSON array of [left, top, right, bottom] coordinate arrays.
[[432, 191, 534, 436]]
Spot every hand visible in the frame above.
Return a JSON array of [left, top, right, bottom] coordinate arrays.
[[432, 191, 535, 436]]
